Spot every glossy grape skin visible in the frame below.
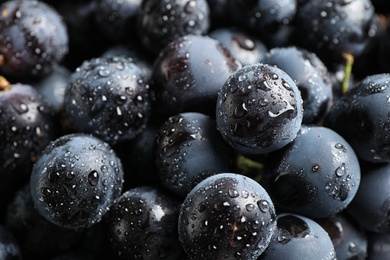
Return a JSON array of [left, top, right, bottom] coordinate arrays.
[[261, 46, 333, 124], [346, 161, 390, 233], [295, 0, 378, 64], [155, 112, 235, 197], [5, 184, 84, 259], [32, 64, 71, 113], [0, 83, 60, 217], [30, 133, 124, 230], [152, 34, 241, 117], [209, 27, 268, 66], [64, 56, 152, 146], [136, 0, 210, 55], [262, 125, 361, 219], [325, 73, 390, 163], [56, 1, 108, 71], [0, 0, 68, 79], [94, 0, 142, 43], [178, 173, 276, 260], [259, 213, 336, 260], [316, 213, 368, 260], [105, 186, 186, 259], [228, 0, 298, 47], [216, 63, 303, 155], [113, 110, 163, 191]]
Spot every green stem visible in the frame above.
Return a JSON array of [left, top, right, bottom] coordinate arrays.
[[341, 52, 354, 95], [235, 154, 264, 183]]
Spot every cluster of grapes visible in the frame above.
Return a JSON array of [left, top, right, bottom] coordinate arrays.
[[0, 0, 390, 259]]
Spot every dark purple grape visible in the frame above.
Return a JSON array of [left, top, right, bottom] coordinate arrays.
[[0, 79, 59, 217], [228, 0, 298, 47], [346, 161, 390, 233], [178, 173, 276, 259], [0, 225, 21, 260], [325, 73, 390, 163], [32, 64, 71, 113], [94, 0, 142, 43], [262, 125, 361, 218], [5, 184, 84, 259], [105, 186, 185, 259], [30, 133, 124, 229], [216, 63, 303, 155], [295, 0, 379, 64], [152, 34, 241, 117], [259, 213, 336, 260], [64, 56, 152, 146], [0, 0, 68, 79], [56, 0, 109, 71], [316, 213, 368, 260], [209, 27, 268, 66], [155, 112, 235, 197], [101, 44, 154, 78], [136, 0, 210, 55], [113, 112, 161, 190], [261, 46, 333, 124]]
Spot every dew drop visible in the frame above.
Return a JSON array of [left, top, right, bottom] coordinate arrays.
[[41, 187, 51, 196], [200, 220, 209, 231], [98, 69, 110, 77], [228, 188, 239, 198], [184, 0, 197, 13], [66, 171, 75, 179], [88, 170, 99, 186], [101, 165, 108, 173], [198, 203, 206, 213], [335, 143, 346, 151], [335, 163, 346, 177], [246, 203, 255, 212], [257, 200, 270, 213]]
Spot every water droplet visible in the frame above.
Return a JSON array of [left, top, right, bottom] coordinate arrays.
[[223, 201, 230, 207], [200, 220, 209, 231], [88, 170, 99, 186], [335, 163, 346, 177], [312, 164, 319, 172], [246, 203, 255, 212], [348, 242, 357, 252], [228, 188, 239, 198], [99, 69, 110, 77], [238, 74, 247, 82], [198, 204, 206, 212], [335, 143, 346, 152], [66, 171, 75, 179], [242, 190, 249, 198], [41, 187, 51, 196], [257, 200, 270, 213], [185, 0, 197, 13], [233, 102, 248, 118]]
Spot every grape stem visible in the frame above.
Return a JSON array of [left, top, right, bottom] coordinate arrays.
[[0, 75, 10, 91], [235, 155, 263, 183], [341, 52, 354, 95]]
